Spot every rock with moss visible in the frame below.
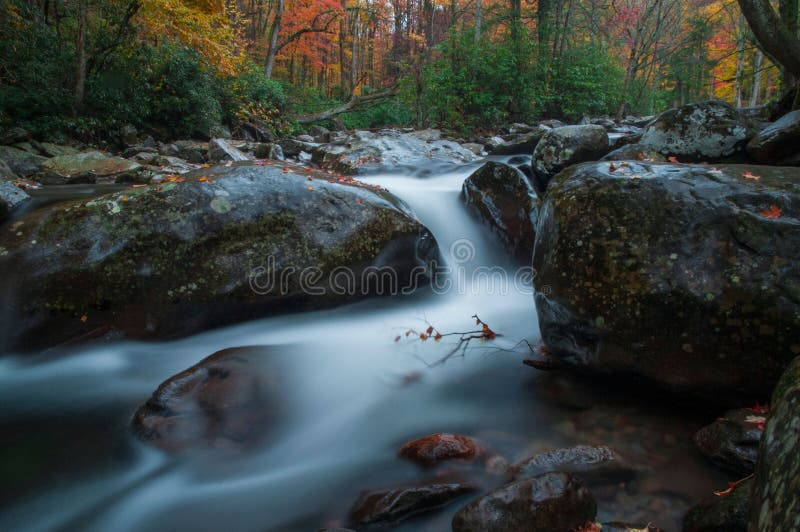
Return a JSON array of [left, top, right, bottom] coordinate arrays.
[[746, 110, 800, 166], [684, 477, 751, 532], [462, 162, 538, 262], [0, 145, 47, 177], [533, 162, 800, 397], [639, 101, 755, 162], [0, 161, 440, 351], [0, 180, 30, 223], [35, 151, 151, 184], [531, 125, 609, 193], [748, 356, 800, 531]]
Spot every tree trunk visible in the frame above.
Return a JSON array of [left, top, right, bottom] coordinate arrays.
[[737, 0, 800, 80], [734, 16, 746, 107], [779, 0, 799, 87], [74, 0, 88, 112], [265, 0, 285, 79], [750, 50, 764, 106], [474, 0, 482, 43]]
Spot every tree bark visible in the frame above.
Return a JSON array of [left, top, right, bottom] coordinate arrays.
[[265, 0, 285, 79], [750, 50, 764, 106], [737, 0, 800, 80], [74, 0, 88, 112], [474, 0, 482, 43]]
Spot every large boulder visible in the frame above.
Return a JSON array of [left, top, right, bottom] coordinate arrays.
[[684, 477, 751, 532], [0, 145, 47, 177], [0, 162, 440, 351], [0, 180, 30, 223], [451, 472, 597, 532], [533, 162, 800, 397], [462, 162, 538, 262], [312, 129, 478, 175], [35, 151, 150, 184], [694, 407, 765, 475], [512, 445, 638, 485], [746, 110, 800, 166], [207, 138, 253, 163], [531, 125, 609, 193], [639, 101, 755, 162], [132, 346, 281, 451], [748, 356, 800, 531]]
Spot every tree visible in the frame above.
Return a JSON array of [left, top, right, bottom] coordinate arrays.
[[737, 0, 800, 83]]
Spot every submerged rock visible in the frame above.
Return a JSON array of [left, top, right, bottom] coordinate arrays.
[[35, 151, 150, 184], [399, 433, 480, 466], [350, 481, 476, 526], [639, 101, 755, 161], [746, 110, 800, 166], [451, 472, 597, 532], [684, 477, 751, 532], [462, 162, 538, 262], [0, 161, 440, 351], [132, 346, 281, 451], [748, 356, 800, 531], [531, 125, 609, 193], [694, 408, 765, 475], [512, 445, 637, 484], [312, 129, 478, 175], [533, 162, 800, 397]]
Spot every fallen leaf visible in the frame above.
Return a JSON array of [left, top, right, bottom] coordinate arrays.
[[668, 156, 680, 163], [742, 171, 761, 181], [80, 315, 88, 323], [760, 205, 782, 219]]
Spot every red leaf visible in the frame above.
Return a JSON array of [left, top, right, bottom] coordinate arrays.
[[760, 205, 782, 219]]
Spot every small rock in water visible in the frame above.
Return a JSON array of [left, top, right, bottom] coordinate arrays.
[[132, 346, 281, 452], [683, 476, 751, 532], [399, 433, 480, 466], [693, 407, 764, 475], [512, 445, 640, 484], [349, 481, 476, 526], [451, 472, 597, 532]]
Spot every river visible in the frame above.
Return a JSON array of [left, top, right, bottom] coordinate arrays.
[[0, 157, 732, 531]]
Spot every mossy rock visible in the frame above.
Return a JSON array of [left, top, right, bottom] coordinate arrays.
[[462, 162, 538, 263], [0, 161, 440, 351], [533, 161, 800, 398], [748, 356, 800, 531], [531, 125, 609, 193]]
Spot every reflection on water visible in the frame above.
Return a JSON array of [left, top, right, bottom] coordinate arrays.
[[0, 158, 731, 531]]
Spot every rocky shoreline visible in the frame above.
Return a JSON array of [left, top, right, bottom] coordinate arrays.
[[1, 100, 799, 530]]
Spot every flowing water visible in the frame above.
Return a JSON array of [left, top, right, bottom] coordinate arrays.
[[0, 158, 732, 531]]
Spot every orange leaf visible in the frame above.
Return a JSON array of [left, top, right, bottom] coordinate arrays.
[[760, 205, 782, 219], [742, 171, 761, 181], [668, 156, 680, 163]]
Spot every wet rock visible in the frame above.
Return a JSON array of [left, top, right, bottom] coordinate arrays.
[[409, 129, 442, 142], [683, 477, 751, 532], [38, 143, 80, 158], [350, 482, 476, 526], [399, 433, 480, 466], [0, 180, 30, 222], [0, 127, 31, 146], [602, 144, 666, 162], [509, 123, 536, 135], [0, 161, 440, 351], [693, 408, 765, 475], [0, 158, 17, 181], [639, 101, 755, 162], [488, 129, 547, 156], [209, 124, 232, 140], [746, 110, 800, 165], [132, 346, 280, 451], [173, 140, 208, 163], [280, 138, 317, 158], [531, 125, 609, 193], [462, 162, 538, 262], [35, 151, 150, 184], [207, 138, 253, 163], [0, 145, 47, 177], [533, 162, 800, 397], [462, 143, 485, 156], [308, 125, 331, 143], [749, 356, 800, 532], [312, 130, 477, 175], [238, 120, 275, 143], [512, 445, 638, 484], [122, 146, 158, 159], [539, 119, 566, 129], [603, 523, 664, 532], [451, 472, 597, 532], [253, 143, 284, 161]]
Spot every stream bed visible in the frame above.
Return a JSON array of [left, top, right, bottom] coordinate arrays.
[[0, 159, 733, 531]]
